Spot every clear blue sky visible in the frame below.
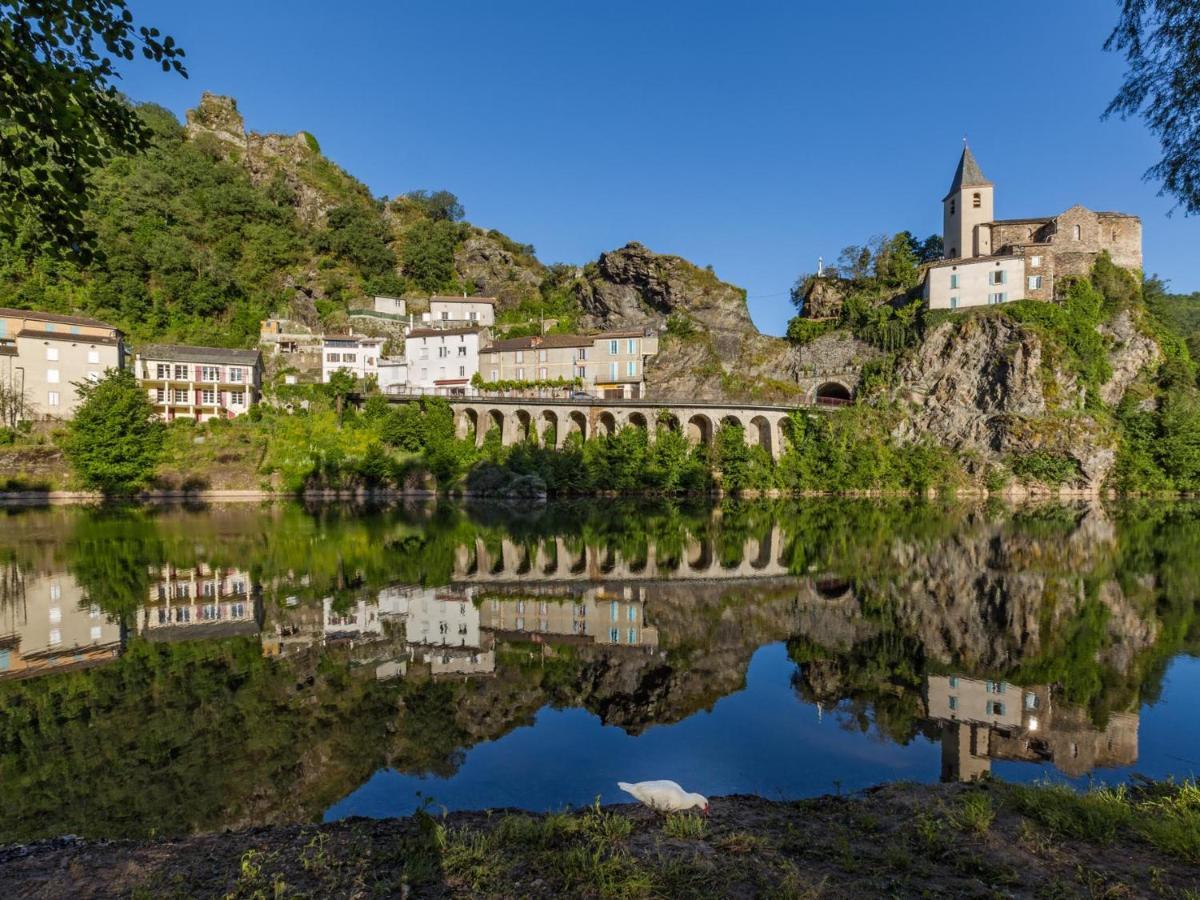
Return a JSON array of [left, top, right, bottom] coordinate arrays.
[[119, 0, 1200, 336]]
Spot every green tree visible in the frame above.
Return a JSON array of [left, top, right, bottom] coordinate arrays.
[[1105, 0, 1200, 214], [0, 0, 187, 254], [325, 370, 356, 427], [62, 369, 165, 492], [402, 220, 465, 292], [404, 189, 464, 222]]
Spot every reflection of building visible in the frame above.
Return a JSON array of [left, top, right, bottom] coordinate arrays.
[[479, 586, 659, 648], [926, 674, 1138, 781], [381, 584, 495, 677], [323, 596, 382, 639], [0, 570, 122, 680], [137, 565, 260, 641]]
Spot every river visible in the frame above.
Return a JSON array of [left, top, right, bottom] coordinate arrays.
[[0, 498, 1197, 842]]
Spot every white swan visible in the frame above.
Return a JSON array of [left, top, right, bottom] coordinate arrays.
[[617, 780, 709, 813]]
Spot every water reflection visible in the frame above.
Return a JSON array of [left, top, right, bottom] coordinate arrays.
[[0, 499, 1197, 841]]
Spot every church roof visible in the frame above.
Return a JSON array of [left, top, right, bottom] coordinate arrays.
[[943, 146, 992, 201]]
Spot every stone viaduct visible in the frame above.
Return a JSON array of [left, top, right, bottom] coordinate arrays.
[[387, 385, 855, 460]]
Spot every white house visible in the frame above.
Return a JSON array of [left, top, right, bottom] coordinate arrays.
[[377, 358, 408, 394], [373, 296, 407, 316], [423, 296, 496, 327], [321, 335, 386, 383], [923, 255, 1026, 310], [404, 327, 481, 395]]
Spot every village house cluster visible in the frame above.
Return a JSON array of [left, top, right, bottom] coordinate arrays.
[[0, 147, 1144, 424]]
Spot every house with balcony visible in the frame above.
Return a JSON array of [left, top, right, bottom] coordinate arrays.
[[134, 343, 263, 422], [0, 308, 124, 420], [422, 295, 496, 327]]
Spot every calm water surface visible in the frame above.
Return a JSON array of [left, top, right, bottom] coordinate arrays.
[[1, 499, 1198, 841]]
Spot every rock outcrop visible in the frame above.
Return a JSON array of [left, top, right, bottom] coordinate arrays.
[[893, 315, 1119, 488]]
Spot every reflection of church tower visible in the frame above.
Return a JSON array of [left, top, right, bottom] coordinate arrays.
[[942, 145, 994, 260], [940, 721, 992, 782]]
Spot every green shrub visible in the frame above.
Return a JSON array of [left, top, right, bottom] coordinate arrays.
[[1008, 451, 1081, 485]]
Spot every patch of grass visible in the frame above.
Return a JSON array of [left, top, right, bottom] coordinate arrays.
[[713, 831, 771, 855], [580, 798, 634, 845], [1006, 783, 1132, 845], [663, 812, 707, 839], [953, 791, 996, 835], [1129, 780, 1200, 864]]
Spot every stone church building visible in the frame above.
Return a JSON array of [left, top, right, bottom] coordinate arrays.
[[923, 146, 1142, 310]]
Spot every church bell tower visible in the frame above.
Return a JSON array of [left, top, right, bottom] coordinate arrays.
[[943, 145, 994, 259]]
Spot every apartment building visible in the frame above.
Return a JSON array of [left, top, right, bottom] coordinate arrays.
[[423, 295, 496, 327], [0, 308, 124, 420], [137, 565, 258, 641], [321, 335, 386, 383], [404, 326, 482, 394], [134, 344, 263, 422], [479, 329, 659, 398]]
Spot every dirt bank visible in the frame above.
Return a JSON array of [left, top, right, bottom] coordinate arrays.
[[1, 781, 1196, 898]]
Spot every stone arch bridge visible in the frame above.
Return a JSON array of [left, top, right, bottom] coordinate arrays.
[[387, 386, 854, 459]]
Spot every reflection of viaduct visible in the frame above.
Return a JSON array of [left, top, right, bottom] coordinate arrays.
[[390, 393, 855, 459], [450, 530, 853, 585]]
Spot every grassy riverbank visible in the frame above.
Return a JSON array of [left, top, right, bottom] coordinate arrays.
[[2, 781, 1196, 898]]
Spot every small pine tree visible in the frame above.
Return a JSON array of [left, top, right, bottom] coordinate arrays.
[[63, 370, 165, 493]]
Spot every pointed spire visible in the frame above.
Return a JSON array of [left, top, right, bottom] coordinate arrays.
[[943, 144, 992, 200]]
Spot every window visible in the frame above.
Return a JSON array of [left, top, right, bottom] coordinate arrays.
[[456, 365, 464, 377], [88, 350, 100, 365], [490, 369, 498, 381], [1027, 275, 1043, 290], [230, 391, 245, 406], [628, 627, 637, 643], [440, 311, 449, 321], [46, 369, 59, 384], [458, 345, 467, 356], [174, 364, 188, 380], [201, 366, 220, 381], [343, 353, 356, 363], [989, 293, 1006, 304], [70, 326, 80, 335], [611, 601, 619, 621], [515, 350, 524, 363], [608, 340, 618, 355], [948, 246, 957, 257], [948, 676, 959, 688], [949, 274, 959, 289], [1024, 692, 1039, 710], [950, 199, 956, 215], [626, 360, 636, 377], [156, 363, 170, 379], [46, 346, 59, 361], [156, 388, 166, 402], [950, 297, 959, 310], [1029, 255, 1041, 267], [988, 701, 1006, 716], [201, 388, 216, 405], [47, 391, 59, 407], [174, 388, 188, 403], [438, 346, 449, 358], [610, 627, 620, 643], [627, 339, 636, 354], [516, 368, 525, 380], [45, 323, 55, 332], [469, 311, 478, 321], [50, 582, 61, 601], [948, 696, 958, 711], [90, 625, 102, 641], [539, 367, 547, 378], [609, 362, 618, 380], [576, 366, 586, 378], [972, 192, 981, 208], [577, 348, 587, 361], [229, 367, 244, 383], [988, 270, 1007, 285], [326, 353, 341, 363], [1073, 224, 1081, 240]]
